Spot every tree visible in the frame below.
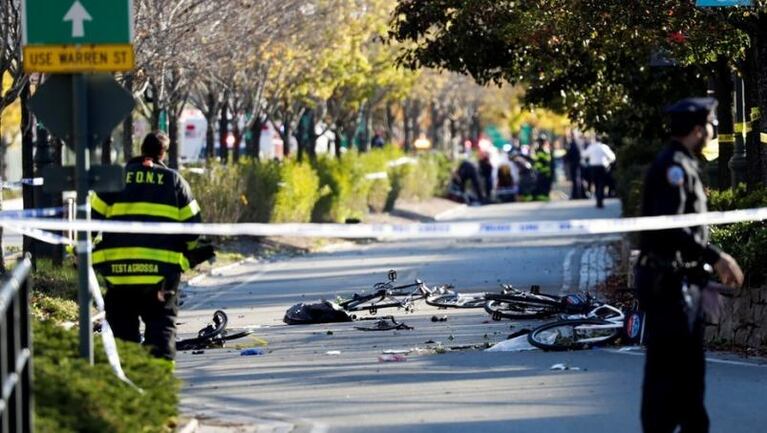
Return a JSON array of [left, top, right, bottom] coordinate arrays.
[[0, 0, 24, 273], [389, 0, 759, 145]]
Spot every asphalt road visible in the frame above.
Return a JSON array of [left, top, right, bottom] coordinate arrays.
[[176, 198, 767, 433]]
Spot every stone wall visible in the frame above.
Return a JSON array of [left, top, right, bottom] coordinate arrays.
[[627, 247, 767, 349], [706, 286, 767, 348]]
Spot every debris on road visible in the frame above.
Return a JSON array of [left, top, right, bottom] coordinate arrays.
[[378, 354, 407, 362], [507, 329, 532, 340], [240, 348, 266, 356], [354, 316, 413, 331], [550, 363, 581, 371], [485, 335, 537, 352], [382, 349, 411, 355], [283, 301, 352, 325]]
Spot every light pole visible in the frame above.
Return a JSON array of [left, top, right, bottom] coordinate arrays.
[[728, 74, 747, 187]]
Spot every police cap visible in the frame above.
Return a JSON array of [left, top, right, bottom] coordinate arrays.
[[665, 97, 718, 137], [665, 97, 718, 116]]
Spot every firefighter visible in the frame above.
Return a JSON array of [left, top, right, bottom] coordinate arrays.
[[91, 131, 212, 360]]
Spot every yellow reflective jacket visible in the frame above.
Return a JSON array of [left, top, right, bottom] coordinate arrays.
[[91, 157, 201, 285]]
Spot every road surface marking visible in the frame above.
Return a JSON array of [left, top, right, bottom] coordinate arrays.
[[561, 248, 576, 295], [602, 348, 767, 368]]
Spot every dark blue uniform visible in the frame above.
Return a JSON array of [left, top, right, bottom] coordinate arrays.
[[637, 140, 721, 433]]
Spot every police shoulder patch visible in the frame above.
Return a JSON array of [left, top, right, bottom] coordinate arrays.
[[666, 165, 685, 187]]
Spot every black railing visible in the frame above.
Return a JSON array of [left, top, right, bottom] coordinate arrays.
[[0, 254, 33, 433]]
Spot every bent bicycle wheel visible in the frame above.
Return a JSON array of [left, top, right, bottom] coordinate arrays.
[[527, 319, 621, 351], [426, 293, 487, 309], [340, 294, 405, 314], [483, 300, 556, 320], [221, 328, 255, 341]]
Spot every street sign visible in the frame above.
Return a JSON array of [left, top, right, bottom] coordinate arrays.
[[24, 45, 134, 73], [696, 0, 751, 6], [23, 0, 133, 45], [22, 0, 134, 72], [29, 74, 136, 144]]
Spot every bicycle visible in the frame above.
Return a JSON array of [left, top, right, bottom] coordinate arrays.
[[527, 302, 630, 351], [419, 282, 489, 309], [176, 310, 255, 351], [483, 285, 591, 320], [338, 270, 424, 315]]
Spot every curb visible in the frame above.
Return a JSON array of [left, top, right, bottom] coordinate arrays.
[[390, 202, 467, 223], [176, 418, 198, 433], [433, 204, 468, 221]]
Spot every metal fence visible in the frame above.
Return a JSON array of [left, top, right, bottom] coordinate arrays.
[[0, 254, 33, 433]]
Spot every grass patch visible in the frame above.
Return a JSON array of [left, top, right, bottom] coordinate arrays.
[[30, 258, 81, 322], [34, 321, 180, 433], [28, 258, 180, 432]]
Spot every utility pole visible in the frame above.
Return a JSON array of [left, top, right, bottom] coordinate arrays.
[[729, 75, 748, 187]]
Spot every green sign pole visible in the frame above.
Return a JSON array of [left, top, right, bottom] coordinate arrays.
[[72, 73, 93, 363]]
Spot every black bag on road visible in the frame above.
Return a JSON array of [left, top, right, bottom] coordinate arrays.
[[283, 301, 353, 325]]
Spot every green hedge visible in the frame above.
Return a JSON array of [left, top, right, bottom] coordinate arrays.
[[189, 150, 447, 224], [311, 149, 398, 222], [28, 259, 179, 432], [185, 162, 246, 224], [386, 152, 451, 208], [34, 321, 179, 433], [708, 185, 767, 287], [271, 160, 320, 223]]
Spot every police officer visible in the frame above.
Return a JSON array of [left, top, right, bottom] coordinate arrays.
[[636, 97, 743, 433], [533, 134, 553, 200], [91, 131, 211, 360]]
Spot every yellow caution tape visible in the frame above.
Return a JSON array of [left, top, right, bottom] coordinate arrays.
[[702, 141, 719, 161], [734, 122, 752, 134], [718, 134, 736, 144]]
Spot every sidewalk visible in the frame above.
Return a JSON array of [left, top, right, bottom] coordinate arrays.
[[388, 197, 467, 222]]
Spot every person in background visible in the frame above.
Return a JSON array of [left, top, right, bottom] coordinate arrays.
[[371, 130, 385, 149], [450, 158, 485, 204], [478, 150, 494, 203], [581, 134, 616, 208], [564, 131, 583, 199], [532, 134, 553, 200]]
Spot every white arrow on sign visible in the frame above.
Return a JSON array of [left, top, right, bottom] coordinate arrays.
[[63, 0, 92, 38]]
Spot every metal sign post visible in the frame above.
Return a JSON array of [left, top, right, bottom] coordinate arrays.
[[24, 0, 136, 363], [72, 74, 93, 362]]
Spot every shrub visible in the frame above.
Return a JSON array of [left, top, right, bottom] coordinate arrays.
[[614, 137, 662, 217], [185, 162, 246, 224], [271, 160, 320, 223], [708, 185, 767, 287], [241, 160, 282, 222], [386, 152, 450, 208], [311, 154, 363, 223], [312, 149, 397, 222], [367, 178, 391, 213], [34, 321, 179, 433]]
